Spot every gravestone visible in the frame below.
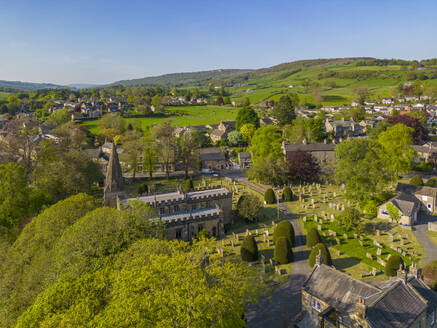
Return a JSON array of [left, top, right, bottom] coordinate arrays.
[[389, 234, 394, 242], [336, 238, 341, 245], [318, 225, 322, 231], [359, 240, 364, 246], [366, 253, 373, 260], [376, 229, 380, 236], [354, 233, 358, 239], [343, 234, 348, 240], [372, 268, 377, 276], [360, 235, 364, 241], [376, 248, 382, 256]]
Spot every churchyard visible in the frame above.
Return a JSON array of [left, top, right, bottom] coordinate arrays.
[[125, 175, 292, 285], [286, 182, 425, 280]]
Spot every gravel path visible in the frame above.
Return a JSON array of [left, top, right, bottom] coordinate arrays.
[[245, 203, 311, 328], [414, 220, 437, 265]]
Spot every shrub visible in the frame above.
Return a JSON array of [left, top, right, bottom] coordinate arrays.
[[423, 260, 437, 290], [409, 175, 424, 186], [425, 177, 437, 188], [137, 183, 149, 194], [282, 187, 293, 201], [308, 243, 332, 268], [385, 254, 403, 277], [184, 179, 194, 192], [306, 227, 321, 249], [196, 229, 210, 240], [241, 235, 258, 262], [273, 221, 295, 247], [238, 193, 263, 222], [274, 237, 293, 264], [264, 188, 276, 204]]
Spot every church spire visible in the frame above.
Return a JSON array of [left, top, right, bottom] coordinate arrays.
[[103, 142, 125, 206]]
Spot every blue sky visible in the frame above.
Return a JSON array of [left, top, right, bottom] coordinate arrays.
[[1, 0, 437, 85]]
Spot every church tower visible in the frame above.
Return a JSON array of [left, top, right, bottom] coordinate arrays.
[[103, 143, 125, 207]]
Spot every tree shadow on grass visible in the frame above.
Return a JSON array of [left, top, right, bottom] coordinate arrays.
[[332, 257, 361, 270]]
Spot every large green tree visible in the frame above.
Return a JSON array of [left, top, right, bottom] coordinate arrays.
[[335, 138, 392, 204], [236, 106, 259, 130], [248, 126, 283, 164], [0, 163, 29, 229], [16, 239, 264, 328], [271, 95, 297, 126]]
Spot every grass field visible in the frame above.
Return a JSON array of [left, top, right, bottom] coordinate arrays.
[[0, 91, 10, 98], [81, 105, 238, 134]]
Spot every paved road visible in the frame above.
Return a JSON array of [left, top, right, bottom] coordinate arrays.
[[245, 203, 311, 328], [415, 220, 437, 265]]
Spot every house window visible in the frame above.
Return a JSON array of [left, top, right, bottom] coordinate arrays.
[[431, 310, 435, 326], [311, 299, 315, 309], [316, 302, 321, 312], [175, 229, 182, 240], [174, 205, 180, 212], [382, 210, 388, 215], [198, 224, 203, 232], [159, 207, 165, 215], [422, 195, 428, 202], [428, 204, 432, 210]]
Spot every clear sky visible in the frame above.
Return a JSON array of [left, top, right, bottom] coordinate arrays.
[[1, 0, 437, 85]]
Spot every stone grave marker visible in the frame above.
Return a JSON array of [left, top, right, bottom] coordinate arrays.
[[336, 238, 341, 245], [366, 253, 373, 260], [359, 240, 364, 247], [354, 233, 358, 239], [343, 234, 348, 240], [318, 225, 322, 231], [376, 248, 382, 256]]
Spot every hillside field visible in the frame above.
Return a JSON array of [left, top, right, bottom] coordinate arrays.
[[81, 105, 237, 134]]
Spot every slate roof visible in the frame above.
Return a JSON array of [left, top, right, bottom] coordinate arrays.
[[389, 192, 420, 217], [303, 265, 380, 313], [396, 183, 437, 198], [160, 207, 220, 223], [199, 147, 225, 161], [303, 265, 437, 328], [365, 281, 426, 328], [210, 129, 226, 139], [283, 143, 336, 153]]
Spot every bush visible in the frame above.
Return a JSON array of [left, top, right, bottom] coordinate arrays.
[[274, 237, 293, 264], [282, 187, 293, 201], [385, 254, 403, 277], [423, 260, 437, 290], [409, 175, 424, 186], [237, 193, 263, 222], [137, 183, 149, 194], [241, 235, 258, 262], [306, 227, 321, 249], [184, 179, 194, 192], [264, 188, 276, 204], [196, 229, 210, 240], [425, 177, 437, 188], [273, 221, 295, 247], [308, 243, 332, 268]]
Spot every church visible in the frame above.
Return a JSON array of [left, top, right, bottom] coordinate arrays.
[[103, 143, 233, 241]]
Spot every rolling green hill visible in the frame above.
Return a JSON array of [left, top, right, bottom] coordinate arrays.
[[0, 80, 64, 91], [107, 69, 253, 88], [106, 57, 437, 106]]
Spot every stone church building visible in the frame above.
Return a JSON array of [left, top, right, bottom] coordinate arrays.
[[103, 143, 233, 241]]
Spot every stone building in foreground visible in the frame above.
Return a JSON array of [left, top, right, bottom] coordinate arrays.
[[125, 188, 232, 241], [298, 261, 437, 328], [103, 143, 233, 241]]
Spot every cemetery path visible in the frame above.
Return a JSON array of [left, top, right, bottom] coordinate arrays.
[[245, 203, 311, 328], [414, 221, 437, 265]]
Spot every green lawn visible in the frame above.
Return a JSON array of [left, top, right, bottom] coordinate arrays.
[[0, 91, 10, 98], [427, 231, 437, 247], [81, 105, 237, 134]]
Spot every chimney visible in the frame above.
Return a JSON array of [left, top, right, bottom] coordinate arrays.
[[409, 262, 419, 278], [397, 264, 408, 283], [356, 296, 367, 319], [315, 249, 323, 266], [341, 117, 345, 122]]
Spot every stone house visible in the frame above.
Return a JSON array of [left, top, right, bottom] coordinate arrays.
[[210, 129, 227, 144], [325, 118, 362, 138], [397, 183, 437, 214], [298, 263, 437, 328], [238, 152, 252, 168], [282, 141, 336, 163], [378, 192, 421, 226], [199, 147, 226, 170]]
